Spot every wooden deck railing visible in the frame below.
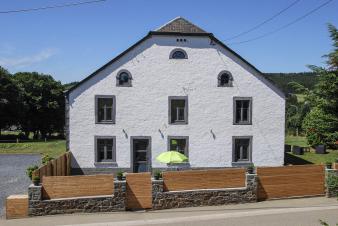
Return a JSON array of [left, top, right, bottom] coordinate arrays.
[[32, 152, 71, 182]]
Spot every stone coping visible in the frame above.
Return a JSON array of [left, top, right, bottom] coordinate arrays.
[[163, 187, 248, 193], [46, 194, 115, 201]]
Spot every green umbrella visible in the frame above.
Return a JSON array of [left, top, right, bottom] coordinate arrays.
[[156, 151, 188, 164]]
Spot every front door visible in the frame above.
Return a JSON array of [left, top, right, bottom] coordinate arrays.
[[131, 137, 151, 173]]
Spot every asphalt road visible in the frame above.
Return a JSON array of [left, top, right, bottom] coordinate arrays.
[[0, 154, 40, 217]]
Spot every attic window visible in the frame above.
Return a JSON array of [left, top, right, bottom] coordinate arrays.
[[170, 49, 187, 59], [116, 70, 132, 87], [218, 71, 233, 87]]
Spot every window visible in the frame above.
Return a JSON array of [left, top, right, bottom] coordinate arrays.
[[170, 48, 187, 59], [232, 136, 252, 164], [116, 70, 132, 87], [95, 136, 116, 163], [169, 96, 188, 124], [95, 95, 116, 124], [233, 97, 252, 125], [218, 71, 233, 87], [168, 136, 189, 157]]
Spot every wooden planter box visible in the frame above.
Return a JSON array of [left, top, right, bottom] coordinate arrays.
[[292, 146, 304, 155], [315, 145, 326, 154]]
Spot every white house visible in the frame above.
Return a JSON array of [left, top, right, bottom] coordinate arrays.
[[65, 17, 285, 175]]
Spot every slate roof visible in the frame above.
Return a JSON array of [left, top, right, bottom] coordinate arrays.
[[156, 17, 207, 33]]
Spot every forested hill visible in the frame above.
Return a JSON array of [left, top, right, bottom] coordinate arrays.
[[263, 72, 318, 94]]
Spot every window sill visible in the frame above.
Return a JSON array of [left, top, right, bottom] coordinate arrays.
[[94, 162, 118, 167], [95, 121, 115, 124], [231, 161, 252, 167], [169, 122, 188, 125], [233, 122, 252, 125]]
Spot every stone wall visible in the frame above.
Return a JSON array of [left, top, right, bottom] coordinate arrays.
[[326, 169, 338, 198], [152, 174, 257, 210], [28, 181, 126, 216]]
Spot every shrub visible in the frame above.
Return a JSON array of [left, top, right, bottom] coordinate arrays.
[[327, 172, 338, 197], [116, 170, 123, 177], [26, 165, 38, 180], [41, 154, 54, 165]]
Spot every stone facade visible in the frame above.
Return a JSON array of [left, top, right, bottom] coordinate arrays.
[[326, 169, 338, 198], [152, 174, 257, 210], [28, 181, 126, 216]]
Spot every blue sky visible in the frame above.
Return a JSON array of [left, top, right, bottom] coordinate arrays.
[[0, 0, 337, 83]]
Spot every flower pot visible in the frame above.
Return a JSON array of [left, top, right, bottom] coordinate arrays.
[[247, 167, 254, 174], [33, 180, 40, 186], [315, 145, 326, 154], [284, 144, 291, 153], [154, 175, 160, 180], [326, 164, 332, 169], [292, 146, 304, 155], [117, 175, 123, 181]]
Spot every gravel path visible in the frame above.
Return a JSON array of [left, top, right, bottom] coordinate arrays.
[[0, 154, 40, 217]]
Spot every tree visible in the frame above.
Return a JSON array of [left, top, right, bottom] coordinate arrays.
[[0, 66, 19, 135], [13, 72, 65, 139], [295, 24, 338, 147]]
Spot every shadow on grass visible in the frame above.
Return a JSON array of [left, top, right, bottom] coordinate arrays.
[[284, 153, 313, 165]]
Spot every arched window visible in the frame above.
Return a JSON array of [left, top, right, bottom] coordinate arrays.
[[170, 48, 187, 59], [116, 70, 132, 87], [218, 71, 233, 87]]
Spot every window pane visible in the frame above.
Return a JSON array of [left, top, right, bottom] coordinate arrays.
[[97, 138, 114, 161], [234, 138, 250, 162], [171, 99, 186, 123], [170, 138, 186, 155], [97, 98, 113, 122], [172, 51, 186, 59], [235, 99, 251, 123], [135, 140, 148, 151], [135, 152, 147, 161], [220, 74, 229, 86]]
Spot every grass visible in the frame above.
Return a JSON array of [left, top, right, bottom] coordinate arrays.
[[0, 140, 66, 158], [285, 135, 309, 147], [285, 135, 338, 165]]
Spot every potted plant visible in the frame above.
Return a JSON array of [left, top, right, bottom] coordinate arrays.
[[116, 170, 124, 181], [247, 163, 255, 174], [325, 161, 332, 169], [32, 176, 40, 186], [154, 170, 162, 180], [315, 144, 326, 154]]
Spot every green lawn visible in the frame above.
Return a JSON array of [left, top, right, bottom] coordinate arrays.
[[0, 140, 66, 158], [285, 135, 309, 147], [285, 135, 338, 165]]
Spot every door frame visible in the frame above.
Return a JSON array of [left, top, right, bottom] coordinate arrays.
[[130, 136, 152, 173]]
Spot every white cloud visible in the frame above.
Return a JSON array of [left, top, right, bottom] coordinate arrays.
[[0, 48, 58, 68]]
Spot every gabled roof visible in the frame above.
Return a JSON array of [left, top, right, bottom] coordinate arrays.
[[65, 17, 284, 98], [156, 17, 207, 33]]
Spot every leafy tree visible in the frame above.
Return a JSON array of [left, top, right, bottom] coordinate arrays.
[[292, 24, 338, 147], [0, 66, 19, 135], [13, 72, 65, 139]]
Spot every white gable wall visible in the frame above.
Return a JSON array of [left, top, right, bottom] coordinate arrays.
[[68, 35, 285, 169]]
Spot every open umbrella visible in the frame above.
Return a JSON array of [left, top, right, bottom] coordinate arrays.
[[156, 151, 188, 164]]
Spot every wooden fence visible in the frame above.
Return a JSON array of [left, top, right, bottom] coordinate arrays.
[[126, 173, 152, 209], [32, 152, 71, 182], [257, 165, 325, 200], [42, 174, 114, 199], [162, 168, 246, 192]]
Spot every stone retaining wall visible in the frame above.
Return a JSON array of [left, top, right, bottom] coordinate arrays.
[[28, 181, 126, 216], [152, 174, 257, 210]]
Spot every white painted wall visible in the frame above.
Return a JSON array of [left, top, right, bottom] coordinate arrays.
[[68, 35, 285, 170]]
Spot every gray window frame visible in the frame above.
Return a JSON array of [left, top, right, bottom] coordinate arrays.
[[116, 69, 132, 87], [218, 71, 233, 87], [169, 48, 188, 59], [167, 136, 189, 158], [233, 97, 252, 125], [95, 95, 116, 124], [94, 136, 117, 165], [232, 136, 253, 166], [168, 96, 188, 125]]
